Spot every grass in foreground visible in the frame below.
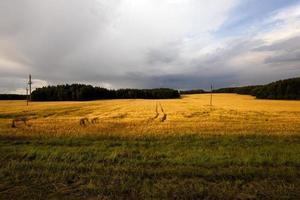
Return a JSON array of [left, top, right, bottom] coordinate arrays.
[[1, 134, 300, 199]]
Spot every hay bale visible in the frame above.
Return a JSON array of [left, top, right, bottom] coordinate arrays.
[[91, 117, 99, 124], [79, 118, 89, 126]]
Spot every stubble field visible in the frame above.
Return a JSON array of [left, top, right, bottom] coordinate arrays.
[[1, 94, 300, 137], [1, 94, 300, 199]]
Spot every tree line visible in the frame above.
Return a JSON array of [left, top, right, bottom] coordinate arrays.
[[0, 94, 27, 100], [213, 77, 300, 100], [1, 77, 299, 100], [180, 89, 206, 95], [30, 84, 180, 101]]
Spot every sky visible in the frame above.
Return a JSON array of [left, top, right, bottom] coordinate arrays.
[[1, 0, 300, 93]]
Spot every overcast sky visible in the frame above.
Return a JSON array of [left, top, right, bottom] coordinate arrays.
[[1, 0, 300, 93]]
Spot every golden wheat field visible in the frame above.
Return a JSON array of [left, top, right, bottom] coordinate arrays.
[[1, 94, 300, 137]]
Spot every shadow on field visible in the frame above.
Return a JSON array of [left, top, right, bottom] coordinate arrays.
[[0, 134, 299, 199]]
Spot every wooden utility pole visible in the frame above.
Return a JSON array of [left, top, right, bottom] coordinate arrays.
[[28, 74, 32, 101], [210, 83, 213, 106], [26, 87, 29, 106]]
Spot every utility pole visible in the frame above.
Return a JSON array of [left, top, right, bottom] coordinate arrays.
[[210, 83, 213, 106], [26, 87, 29, 106], [28, 74, 32, 101]]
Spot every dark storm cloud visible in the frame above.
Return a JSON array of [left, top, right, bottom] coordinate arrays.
[[146, 42, 180, 64], [265, 50, 300, 64], [120, 72, 239, 90]]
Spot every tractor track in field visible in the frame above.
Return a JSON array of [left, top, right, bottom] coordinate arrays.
[[159, 102, 167, 122], [146, 101, 167, 123], [153, 102, 160, 119]]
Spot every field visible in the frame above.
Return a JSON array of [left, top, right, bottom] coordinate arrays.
[[1, 94, 300, 199], [1, 94, 300, 137]]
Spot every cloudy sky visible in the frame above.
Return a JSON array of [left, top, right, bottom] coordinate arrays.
[[1, 0, 300, 93]]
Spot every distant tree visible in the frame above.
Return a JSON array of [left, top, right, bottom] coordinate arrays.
[[0, 94, 27, 100], [180, 89, 207, 94], [213, 77, 300, 100], [31, 84, 180, 101]]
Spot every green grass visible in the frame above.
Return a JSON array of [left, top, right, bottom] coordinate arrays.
[[0, 134, 300, 199]]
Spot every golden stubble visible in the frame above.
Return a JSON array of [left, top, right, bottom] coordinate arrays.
[[1, 94, 300, 137]]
